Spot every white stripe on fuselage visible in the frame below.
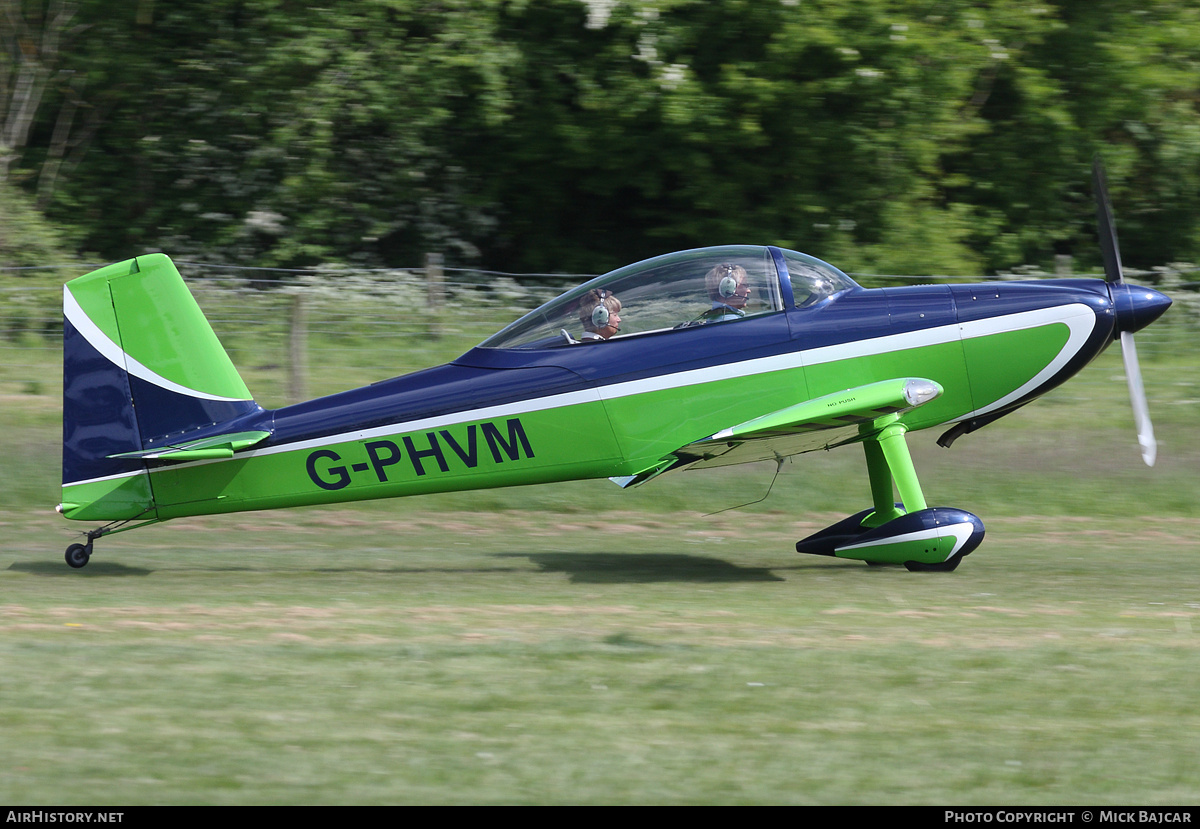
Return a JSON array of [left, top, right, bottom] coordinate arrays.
[[67, 303, 1096, 487]]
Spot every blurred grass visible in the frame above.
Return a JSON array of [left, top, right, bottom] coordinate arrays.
[[3, 509, 1200, 804], [1, 278, 1198, 803]]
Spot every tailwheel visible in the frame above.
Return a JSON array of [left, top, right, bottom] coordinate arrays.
[[65, 542, 92, 569], [60, 518, 159, 569]]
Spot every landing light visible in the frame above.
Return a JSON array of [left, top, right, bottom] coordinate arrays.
[[904, 380, 941, 407]]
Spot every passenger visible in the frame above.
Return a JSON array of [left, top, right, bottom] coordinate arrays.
[[697, 263, 752, 324], [578, 289, 622, 341]]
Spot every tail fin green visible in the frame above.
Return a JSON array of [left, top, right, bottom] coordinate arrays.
[[61, 254, 260, 521]]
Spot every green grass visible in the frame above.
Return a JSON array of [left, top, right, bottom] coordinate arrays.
[[4, 508, 1200, 804]]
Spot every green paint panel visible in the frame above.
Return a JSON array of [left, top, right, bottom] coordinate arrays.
[[806, 340, 973, 431], [61, 473, 156, 522], [65, 259, 138, 344], [601, 365, 810, 469], [107, 254, 253, 400], [148, 402, 623, 519], [961, 323, 1070, 410], [834, 534, 956, 565]]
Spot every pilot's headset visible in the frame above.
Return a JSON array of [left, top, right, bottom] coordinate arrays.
[[717, 264, 740, 299], [591, 289, 612, 329]]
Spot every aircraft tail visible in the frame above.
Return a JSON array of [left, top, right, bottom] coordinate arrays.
[[60, 254, 261, 521]]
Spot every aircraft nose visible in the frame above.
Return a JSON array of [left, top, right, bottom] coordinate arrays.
[[1112, 282, 1172, 334]]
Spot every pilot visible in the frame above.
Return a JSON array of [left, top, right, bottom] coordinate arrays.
[[697, 263, 752, 323], [578, 289, 622, 341]]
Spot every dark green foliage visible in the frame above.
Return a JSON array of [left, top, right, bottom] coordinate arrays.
[[5, 1, 1200, 275], [0, 176, 71, 266], [0, 178, 76, 339]]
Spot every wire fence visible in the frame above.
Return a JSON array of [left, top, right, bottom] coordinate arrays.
[[2, 261, 1198, 411], [0, 261, 590, 406]]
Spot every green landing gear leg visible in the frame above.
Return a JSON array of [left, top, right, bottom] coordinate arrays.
[[862, 420, 926, 528]]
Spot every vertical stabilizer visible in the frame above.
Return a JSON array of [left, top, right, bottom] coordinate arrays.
[[61, 254, 260, 521]]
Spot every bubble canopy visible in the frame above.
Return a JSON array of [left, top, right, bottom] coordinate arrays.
[[480, 245, 859, 350]]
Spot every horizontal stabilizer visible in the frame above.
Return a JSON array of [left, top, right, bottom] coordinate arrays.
[[108, 430, 271, 462]]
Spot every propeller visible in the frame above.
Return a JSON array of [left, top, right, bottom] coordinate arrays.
[[1092, 155, 1157, 466]]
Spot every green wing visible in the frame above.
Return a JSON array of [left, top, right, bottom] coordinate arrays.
[[611, 378, 942, 487]]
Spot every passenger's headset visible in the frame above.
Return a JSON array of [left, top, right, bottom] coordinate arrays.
[[718, 264, 739, 299]]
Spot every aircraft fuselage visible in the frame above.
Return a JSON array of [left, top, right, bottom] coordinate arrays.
[[63, 276, 1129, 523]]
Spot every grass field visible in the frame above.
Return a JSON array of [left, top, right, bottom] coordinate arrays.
[[4, 505, 1200, 804], [2, 284, 1199, 804]]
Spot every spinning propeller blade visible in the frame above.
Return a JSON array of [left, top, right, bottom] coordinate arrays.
[[1093, 156, 1124, 285], [1120, 330, 1157, 466], [1093, 155, 1157, 467]]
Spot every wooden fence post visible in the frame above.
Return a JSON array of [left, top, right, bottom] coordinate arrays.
[[426, 252, 444, 339], [288, 293, 307, 404]]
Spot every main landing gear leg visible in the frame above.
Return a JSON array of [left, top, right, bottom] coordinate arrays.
[[863, 422, 924, 527], [796, 419, 985, 570]]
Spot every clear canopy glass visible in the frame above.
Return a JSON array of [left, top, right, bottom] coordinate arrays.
[[480, 245, 856, 350]]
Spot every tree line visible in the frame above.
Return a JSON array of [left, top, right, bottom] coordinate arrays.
[[4, 0, 1200, 278]]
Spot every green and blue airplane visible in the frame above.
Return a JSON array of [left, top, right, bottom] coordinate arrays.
[[59, 160, 1170, 570]]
